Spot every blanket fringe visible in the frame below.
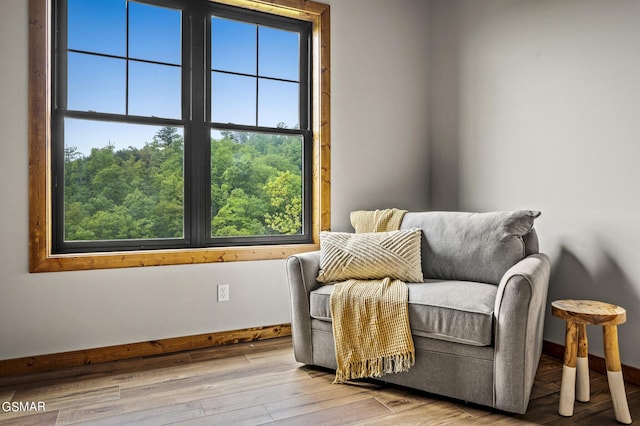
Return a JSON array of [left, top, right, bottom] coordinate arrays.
[[333, 351, 415, 384]]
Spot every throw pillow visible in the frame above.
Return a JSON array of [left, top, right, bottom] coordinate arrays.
[[317, 228, 424, 283]]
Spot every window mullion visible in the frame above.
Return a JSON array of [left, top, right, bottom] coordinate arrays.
[[189, 1, 208, 247], [255, 24, 259, 127], [125, 0, 129, 115]]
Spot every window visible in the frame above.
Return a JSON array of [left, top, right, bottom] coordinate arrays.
[[29, 0, 330, 271]]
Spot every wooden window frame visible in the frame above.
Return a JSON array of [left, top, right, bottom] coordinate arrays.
[[29, 0, 330, 272]]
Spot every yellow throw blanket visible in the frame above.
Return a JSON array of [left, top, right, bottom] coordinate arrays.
[[330, 208, 415, 383], [350, 208, 407, 233]]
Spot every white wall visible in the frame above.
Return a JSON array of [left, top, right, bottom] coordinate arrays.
[[329, 0, 430, 231], [0, 0, 430, 360], [429, 0, 640, 368]]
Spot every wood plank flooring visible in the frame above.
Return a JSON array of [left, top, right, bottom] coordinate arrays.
[[0, 337, 638, 425]]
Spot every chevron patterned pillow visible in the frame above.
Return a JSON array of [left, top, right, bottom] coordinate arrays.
[[317, 228, 424, 283]]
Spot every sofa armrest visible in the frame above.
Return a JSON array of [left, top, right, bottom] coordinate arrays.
[[286, 250, 322, 364], [493, 253, 551, 414]]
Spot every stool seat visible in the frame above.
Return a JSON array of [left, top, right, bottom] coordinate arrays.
[[552, 299, 631, 424], [552, 299, 626, 325]]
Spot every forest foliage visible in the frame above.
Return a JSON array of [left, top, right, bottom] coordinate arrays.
[[63, 127, 303, 241]]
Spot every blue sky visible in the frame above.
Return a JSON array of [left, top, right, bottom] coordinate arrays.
[[65, 0, 300, 156]]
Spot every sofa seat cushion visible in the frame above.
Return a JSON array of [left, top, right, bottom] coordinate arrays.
[[310, 280, 497, 346]]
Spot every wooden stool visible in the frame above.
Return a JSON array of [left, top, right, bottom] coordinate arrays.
[[552, 299, 632, 424]]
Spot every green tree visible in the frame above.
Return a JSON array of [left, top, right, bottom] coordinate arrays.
[[211, 188, 265, 236], [64, 127, 185, 241], [264, 171, 302, 234], [63, 126, 303, 241]]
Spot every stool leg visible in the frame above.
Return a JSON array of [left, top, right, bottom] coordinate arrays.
[[559, 321, 578, 417], [576, 323, 590, 402], [603, 325, 632, 424]]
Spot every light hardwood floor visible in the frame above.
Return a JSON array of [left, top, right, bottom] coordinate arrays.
[[0, 337, 638, 425]]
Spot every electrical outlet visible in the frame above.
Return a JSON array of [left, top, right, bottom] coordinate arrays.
[[217, 284, 229, 302]]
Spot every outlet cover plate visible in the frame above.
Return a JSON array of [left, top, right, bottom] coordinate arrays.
[[217, 284, 229, 302]]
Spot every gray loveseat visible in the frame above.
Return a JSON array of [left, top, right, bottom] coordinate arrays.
[[286, 210, 551, 414]]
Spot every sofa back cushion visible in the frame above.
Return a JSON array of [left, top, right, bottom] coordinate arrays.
[[400, 210, 540, 285]]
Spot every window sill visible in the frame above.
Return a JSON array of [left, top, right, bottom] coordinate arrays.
[[30, 243, 320, 272]]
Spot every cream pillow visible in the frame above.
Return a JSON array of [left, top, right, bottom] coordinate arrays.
[[317, 228, 423, 283]]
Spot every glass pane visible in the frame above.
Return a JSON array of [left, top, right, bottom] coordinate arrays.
[[67, 52, 125, 114], [210, 130, 303, 237], [211, 17, 256, 75], [64, 119, 184, 241], [211, 72, 256, 125], [68, 0, 126, 56], [258, 79, 299, 128], [129, 61, 181, 119], [258, 26, 299, 81], [129, 2, 181, 65]]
